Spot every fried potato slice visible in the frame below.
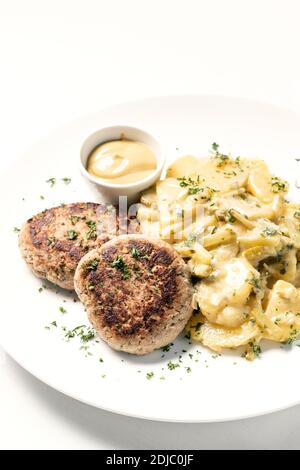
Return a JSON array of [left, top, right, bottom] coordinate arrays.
[[187, 313, 260, 352]]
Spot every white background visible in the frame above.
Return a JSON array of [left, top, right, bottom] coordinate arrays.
[[1, 0, 300, 449]]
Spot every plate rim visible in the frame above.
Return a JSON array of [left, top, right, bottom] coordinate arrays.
[[2, 93, 300, 423]]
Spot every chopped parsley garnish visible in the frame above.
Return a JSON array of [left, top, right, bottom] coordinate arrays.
[[177, 176, 189, 187], [46, 177, 56, 187], [64, 325, 95, 343], [177, 175, 204, 195], [80, 330, 95, 342], [59, 306, 67, 314], [211, 142, 230, 167], [70, 215, 81, 225], [183, 233, 198, 247], [161, 343, 173, 352], [146, 372, 154, 380], [47, 236, 56, 246], [67, 229, 78, 240], [40, 195, 45, 200], [45, 321, 58, 330], [131, 247, 140, 259], [88, 283, 95, 290], [261, 227, 279, 237], [99, 358, 104, 363], [271, 176, 288, 193], [286, 327, 299, 344], [225, 210, 236, 224], [185, 367, 192, 373], [248, 275, 262, 293], [13, 227, 20, 233], [111, 256, 131, 279], [294, 211, 300, 219], [85, 220, 97, 239], [249, 340, 261, 357], [61, 177, 71, 185], [167, 361, 180, 370], [86, 259, 99, 271]]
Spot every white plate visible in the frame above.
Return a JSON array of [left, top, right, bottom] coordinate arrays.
[[1, 95, 300, 423]]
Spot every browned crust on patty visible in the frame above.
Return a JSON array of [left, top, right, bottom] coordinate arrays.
[[19, 202, 137, 290], [74, 235, 193, 354]]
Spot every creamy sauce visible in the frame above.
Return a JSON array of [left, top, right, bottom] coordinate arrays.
[[87, 139, 157, 184]]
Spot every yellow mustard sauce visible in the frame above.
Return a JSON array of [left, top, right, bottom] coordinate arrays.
[[87, 139, 157, 184]]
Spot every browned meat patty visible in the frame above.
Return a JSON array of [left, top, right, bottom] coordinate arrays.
[[19, 202, 133, 290], [74, 234, 193, 355]]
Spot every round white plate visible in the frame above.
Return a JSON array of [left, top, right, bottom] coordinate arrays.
[[1, 95, 300, 423]]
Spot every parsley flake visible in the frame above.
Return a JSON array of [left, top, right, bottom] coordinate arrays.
[[86, 259, 99, 271], [111, 256, 131, 279], [67, 229, 78, 240], [85, 220, 97, 239], [46, 177, 56, 187], [61, 177, 71, 185], [167, 361, 180, 371]]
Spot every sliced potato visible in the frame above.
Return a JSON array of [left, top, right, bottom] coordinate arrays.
[[229, 209, 255, 229], [214, 192, 276, 221], [279, 203, 300, 249], [262, 280, 300, 342], [247, 160, 274, 203], [195, 257, 257, 328], [187, 313, 260, 351], [137, 206, 159, 222], [242, 245, 278, 267], [138, 219, 160, 239], [156, 178, 185, 207], [266, 248, 297, 283], [188, 261, 212, 278], [238, 219, 283, 249], [140, 185, 157, 207], [166, 155, 202, 179], [167, 156, 250, 192], [139, 153, 300, 356], [210, 242, 239, 266], [203, 225, 236, 248]]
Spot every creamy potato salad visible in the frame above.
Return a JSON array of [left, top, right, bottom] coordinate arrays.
[[138, 144, 300, 359]]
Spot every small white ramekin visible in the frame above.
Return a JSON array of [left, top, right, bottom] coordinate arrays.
[[80, 125, 164, 204]]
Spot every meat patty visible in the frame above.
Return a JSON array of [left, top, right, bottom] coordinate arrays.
[[19, 202, 134, 290], [74, 234, 193, 355]]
